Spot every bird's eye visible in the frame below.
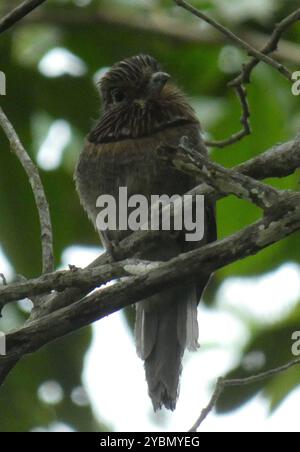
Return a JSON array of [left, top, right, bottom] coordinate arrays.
[[111, 88, 125, 103]]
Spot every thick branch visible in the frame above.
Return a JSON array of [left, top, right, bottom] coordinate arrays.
[[0, 0, 299, 420], [159, 138, 282, 211], [18, 134, 300, 318], [0, 136, 299, 383], [0, 107, 54, 273], [0, 0, 47, 35], [235, 136, 300, 179], [0, 259, 159, 309], [1, 189, 300, 365]]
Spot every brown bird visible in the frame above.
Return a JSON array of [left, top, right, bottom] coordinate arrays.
[[75, 55, 216, 411]]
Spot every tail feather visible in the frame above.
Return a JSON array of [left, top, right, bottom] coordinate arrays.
[[135, 304, 158, 360], [185, 290, 200, 351], [144, 303, 183, 411], [135, 286, 199, 411]]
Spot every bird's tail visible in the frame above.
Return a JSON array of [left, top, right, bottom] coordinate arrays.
[[135, 286, 199, 411]]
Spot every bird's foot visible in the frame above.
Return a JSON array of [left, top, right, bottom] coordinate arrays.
[[101, 231, 120, 262], [106, 239, 120, 262]]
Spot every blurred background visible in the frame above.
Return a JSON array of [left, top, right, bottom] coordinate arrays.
[[0, 0, 300, 432]]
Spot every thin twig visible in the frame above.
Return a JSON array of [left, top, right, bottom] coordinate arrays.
[[175, 1, 300, 149], [229, 8, 300, 88], [211, 8, 300, 148], [0, 107, 54, 274], [205, 85, 251, 148], [175, 0, 292, 80], [0, 0, 47, 35], [189, 358, 300, 431]]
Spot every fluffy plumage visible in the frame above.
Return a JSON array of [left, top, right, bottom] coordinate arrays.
[[90, 55, 198, 143], [75, 54, 217, 411]]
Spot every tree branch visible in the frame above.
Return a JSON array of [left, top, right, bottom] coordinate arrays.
[[229, 8, 300, 88], [0, 135, 298, 374], [159, 137, 281, 211], [0, 0, 47, 35], [0, 259, 159, 310], [0, 188, 299, 369], [0, 107, 54, 274], [217, 7, 300, 148], [0, 129, 299, 381], [174, 1, 300, 149], [1, 0, 300, 423], [205, 84, 251, 148], [189, 358, 300, 431], [174, 0, 292, 80], [8, 133, 299, 321], [235, 136, 300, 179]]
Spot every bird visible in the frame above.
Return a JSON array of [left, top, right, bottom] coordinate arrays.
[[75, 54, 216, 411]]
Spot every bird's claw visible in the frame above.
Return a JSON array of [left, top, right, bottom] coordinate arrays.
[[106, 240, 120, 262]]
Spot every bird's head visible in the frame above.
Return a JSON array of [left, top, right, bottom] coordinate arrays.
[[90, 55, 199, 143]]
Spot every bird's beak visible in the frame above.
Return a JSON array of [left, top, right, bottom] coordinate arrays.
[[152, 72, 170, 86], [146, 71, 171, 97]]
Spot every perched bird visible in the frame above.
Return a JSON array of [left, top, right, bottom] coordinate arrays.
[[75, 55, 216, 411]]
